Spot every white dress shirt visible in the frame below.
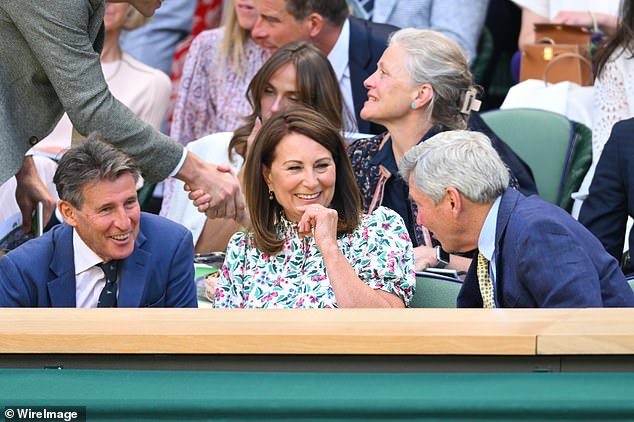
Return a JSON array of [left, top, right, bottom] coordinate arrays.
[[477, 196, 502, 306], [73, 229, 116, 308], [327, 19, 357, 133]]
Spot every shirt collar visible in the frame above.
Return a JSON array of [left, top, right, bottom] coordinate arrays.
[[370, 126, 442, 175], [369, 137, 399, 175], [477, 195, 502, 262], [327, 18, 350, 82], [73, 229, 103, 275]]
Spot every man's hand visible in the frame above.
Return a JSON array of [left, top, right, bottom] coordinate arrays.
[[413, 245, 438, 272], [176, 152, 246, 222], [14, 156, 56, 233]]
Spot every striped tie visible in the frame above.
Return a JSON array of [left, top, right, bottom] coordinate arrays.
[[477, 252, 495, 308], [358, 0, 374, 19]]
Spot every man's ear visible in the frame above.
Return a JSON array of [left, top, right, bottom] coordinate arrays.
[[58, 200, 78, 227], [306, 13, 324, 38], [445, 187, 462, 216]]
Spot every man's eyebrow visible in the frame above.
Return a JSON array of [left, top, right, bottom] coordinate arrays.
[[262, 13, 281, 23]]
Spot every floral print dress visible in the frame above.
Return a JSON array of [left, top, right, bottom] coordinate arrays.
[[215, 207, 416, 308]]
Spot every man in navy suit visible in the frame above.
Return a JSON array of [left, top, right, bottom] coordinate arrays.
[[251, 0, 397, 135], [580, 117, 634, 275], [400, 130, 634, 308], [0, 135, 197, 308]]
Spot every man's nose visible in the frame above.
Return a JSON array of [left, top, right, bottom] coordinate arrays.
[[252, 16, 266, 39], [113, 207, 131, 229]]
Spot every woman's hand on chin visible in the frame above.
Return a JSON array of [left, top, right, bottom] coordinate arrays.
[[296, 204, 339, 254]]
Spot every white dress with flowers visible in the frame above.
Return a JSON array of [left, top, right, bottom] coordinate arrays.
[[214, 206, 416, 308]]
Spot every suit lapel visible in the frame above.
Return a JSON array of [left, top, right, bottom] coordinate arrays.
[[48, 225, 77, 307], [493, 189, 522, 307], [457, 258, 483, 307], [495, 189, 521, 249], [118, 228, 150, 307]]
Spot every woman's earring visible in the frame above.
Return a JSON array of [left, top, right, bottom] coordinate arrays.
[[269, 190, 274, 201], [411, 102, 417, 109]]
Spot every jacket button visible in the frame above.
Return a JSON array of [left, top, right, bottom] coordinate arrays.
[[29, 136, 39, 146]]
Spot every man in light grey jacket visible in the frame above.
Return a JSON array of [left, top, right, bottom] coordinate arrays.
[[0, 0, 243, 233], [347, 0, 489, 64]]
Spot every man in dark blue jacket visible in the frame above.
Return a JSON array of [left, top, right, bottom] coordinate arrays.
[[580, 117, 634, 276], [401, 129, 634, 308], [252, 0, 397, 134]]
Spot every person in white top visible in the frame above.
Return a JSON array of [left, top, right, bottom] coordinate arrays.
[[573, 0, 634, 217], [164, 41, 346, 253], [511, 0, 620, 48]]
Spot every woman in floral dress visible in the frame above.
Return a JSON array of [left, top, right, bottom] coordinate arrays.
[[214, 107, 416, 308]]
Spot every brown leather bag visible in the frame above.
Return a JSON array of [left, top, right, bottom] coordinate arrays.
[[519, 23, 593, 86], [533, 23, 592, 45]]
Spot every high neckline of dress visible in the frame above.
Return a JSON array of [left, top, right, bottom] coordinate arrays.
[[276, 212, 299, 238]]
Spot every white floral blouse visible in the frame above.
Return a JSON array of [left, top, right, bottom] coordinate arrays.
[[214, 207, 416, 308]]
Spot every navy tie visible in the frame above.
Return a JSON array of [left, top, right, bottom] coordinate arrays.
[[359, 0, 374, 18], [97, 261, 118, 308]]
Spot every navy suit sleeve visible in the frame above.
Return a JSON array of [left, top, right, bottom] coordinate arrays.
[[579, 124, 629, 262], [0, 255, 33, 307], [513, 222, 604, 307], [164, 228, 197, 308]]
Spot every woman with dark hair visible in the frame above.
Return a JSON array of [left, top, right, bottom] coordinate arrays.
[[228, 40, 347, 160], [214, 107, 415, 308], [574, 0, 634, 215], [591, 0, 634, 170], [163, 41, 349, 251]]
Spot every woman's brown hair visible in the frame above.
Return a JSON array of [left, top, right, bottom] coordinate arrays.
[[229, 40, 347, 159], [243, 107, 361, 255], [595, 0, 634, 79]]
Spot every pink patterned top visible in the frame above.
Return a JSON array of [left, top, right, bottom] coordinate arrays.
[[169, 26, 271, 144]]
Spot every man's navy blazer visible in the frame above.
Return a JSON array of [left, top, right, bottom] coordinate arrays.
[[458, 189, 634, 308], [348, 16, 398, 135], [579, 117, 634, 275], [0, 212, 197, 307]]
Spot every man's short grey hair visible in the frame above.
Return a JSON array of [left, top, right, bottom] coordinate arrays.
[[399, 130, 510, 204], [389, 28, 475, 130], [53, 133, 140, 209]]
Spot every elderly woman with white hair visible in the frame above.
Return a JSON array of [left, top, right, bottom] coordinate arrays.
[[348, 28, 537, 273]]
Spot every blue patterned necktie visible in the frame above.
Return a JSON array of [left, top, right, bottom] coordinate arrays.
[[477, 252, 495, 308], [97, 261, 118, 308], [359, 0, 374, 18]]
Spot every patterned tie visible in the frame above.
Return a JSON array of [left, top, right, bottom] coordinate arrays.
[[97, 261, 118, 308], [477, 252, 495, 308], [358, 0, 374, 18]]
